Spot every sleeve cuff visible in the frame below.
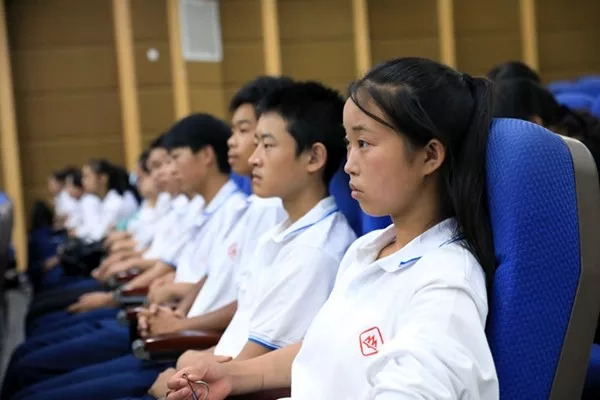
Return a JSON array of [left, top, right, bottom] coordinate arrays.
[[248, 336, 279, 351]]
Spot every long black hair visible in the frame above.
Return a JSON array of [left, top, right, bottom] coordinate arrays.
[[349, 57, 496, 285]]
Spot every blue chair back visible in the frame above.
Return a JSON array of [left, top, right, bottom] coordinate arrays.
[[547, 80, 574, 95], [555, 93, 596, 112], [574, 79, 600, 98], [592, 96, 600, 119], [486, 118, 600, 399]]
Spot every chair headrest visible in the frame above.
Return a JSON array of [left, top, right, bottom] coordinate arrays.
[[486, 118, 581, 398]]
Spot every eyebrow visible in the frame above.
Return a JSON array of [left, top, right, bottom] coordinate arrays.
[[234, 119, 252, 125], [351, 124, 372, 132], [259, 133, 276, 140]]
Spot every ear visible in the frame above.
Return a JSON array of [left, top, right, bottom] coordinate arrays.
[[198, 146, 215, 168], [421, 139, 446, 176], [306, 142, 328, 174]]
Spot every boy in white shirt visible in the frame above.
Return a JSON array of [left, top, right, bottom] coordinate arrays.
[[174, 81, 356, 372]]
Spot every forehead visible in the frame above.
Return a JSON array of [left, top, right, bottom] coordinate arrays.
[[256, 112, 288, 138], [148, 147, 167, 161], [342, 97, 391, 132], [232, 103, 257, 124]]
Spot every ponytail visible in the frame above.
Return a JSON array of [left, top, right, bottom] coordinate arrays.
[[450, 75, 496, 286]]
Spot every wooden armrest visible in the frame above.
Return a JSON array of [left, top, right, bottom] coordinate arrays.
[[126, 305, 147, 322], [144, 330, 222, 352], [120, 286, 148, 296]]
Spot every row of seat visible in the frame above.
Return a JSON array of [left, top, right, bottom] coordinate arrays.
[[548, 77, 600, 117]]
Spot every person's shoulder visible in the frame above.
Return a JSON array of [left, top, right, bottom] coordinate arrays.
[[415, 242, 487, 302]]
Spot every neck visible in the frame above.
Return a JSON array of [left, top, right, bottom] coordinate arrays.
[[97, 187, 109, 199], [197, 172, 229, 205], [389, 190, 444, 251], [283, 180, 328, 224], [146, 195, 158, 208]]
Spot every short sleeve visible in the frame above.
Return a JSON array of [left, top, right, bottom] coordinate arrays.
[[248, 245, 340, 349]]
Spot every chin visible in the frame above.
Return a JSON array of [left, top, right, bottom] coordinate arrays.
[[357, 201, 389, 218]]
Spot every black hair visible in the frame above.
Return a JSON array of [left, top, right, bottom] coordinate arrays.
[[349, 57, 496, 286], [87, 159, 130, 195], [163, 113, 232, 174], [229, 76, 295, 114], [52, 166, 77, 183], [65, 169, 82, 189], [138, 150, 150, 174], [149, 133, 166, 150], [257, 81, 346, 185], [487, 61, 541, 83]]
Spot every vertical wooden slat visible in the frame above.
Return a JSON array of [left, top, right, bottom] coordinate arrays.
[[436, 0, 457, 68], [260, 0, 281, 75], [112, 0, 142, 170], [351, 0, 371, 77], [0, 0, 27, 271], [519, 0, 539, 70], [167, 0, 190, 119]]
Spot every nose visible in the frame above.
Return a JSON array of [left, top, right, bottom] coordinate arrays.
[[227, 132, 236, 148], [344, 147, 359, 176], [249, 146, 262, 167]]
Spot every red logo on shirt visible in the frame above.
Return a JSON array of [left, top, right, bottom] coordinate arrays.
[[227, 243, 238, 260], [359, 327, 384, 356]]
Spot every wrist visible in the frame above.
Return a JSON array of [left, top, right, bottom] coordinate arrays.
[[225, 361, 264, 395]]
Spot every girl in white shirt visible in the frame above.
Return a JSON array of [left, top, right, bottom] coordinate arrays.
[[75, 159, 138, 242], [166, 57, 499, 399]]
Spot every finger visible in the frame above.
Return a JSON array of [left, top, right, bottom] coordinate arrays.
[[166, 387, 193, 400], [167, 374, 190, 391]]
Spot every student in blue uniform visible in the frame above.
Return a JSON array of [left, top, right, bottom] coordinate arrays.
[[166, 57, 499, 400]]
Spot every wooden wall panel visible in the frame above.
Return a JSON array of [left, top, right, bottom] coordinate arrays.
[[369, 0, 440, 67], [6, 0, 123, 214], [219, 0, 264, 116], [537, 0, 600, 81], [131, 0, 174, 145], [454, 0, 521, 76], [279, 0, 354, 94]]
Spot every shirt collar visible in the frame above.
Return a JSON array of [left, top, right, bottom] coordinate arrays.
[[358, 217, 462, 272], [202, 180, 239, 216], [272, 196, 338, 243]]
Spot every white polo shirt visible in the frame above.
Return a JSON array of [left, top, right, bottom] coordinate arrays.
[[129, 193, 174, 250], [76, 190, 128, 241], [55, 190, 78, 218], [65, 193, 100, 230], [156, 195, 205, 265], [173, 180, 248, 283], [187, 195, 286, 317], [214, 196, 356, 358], [142, 194, 191, 260], [290, 218, 498, 399]]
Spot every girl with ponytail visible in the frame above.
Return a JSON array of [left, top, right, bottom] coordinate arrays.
[[166, 58, 499, 400], [76, 159, 138, 241]]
